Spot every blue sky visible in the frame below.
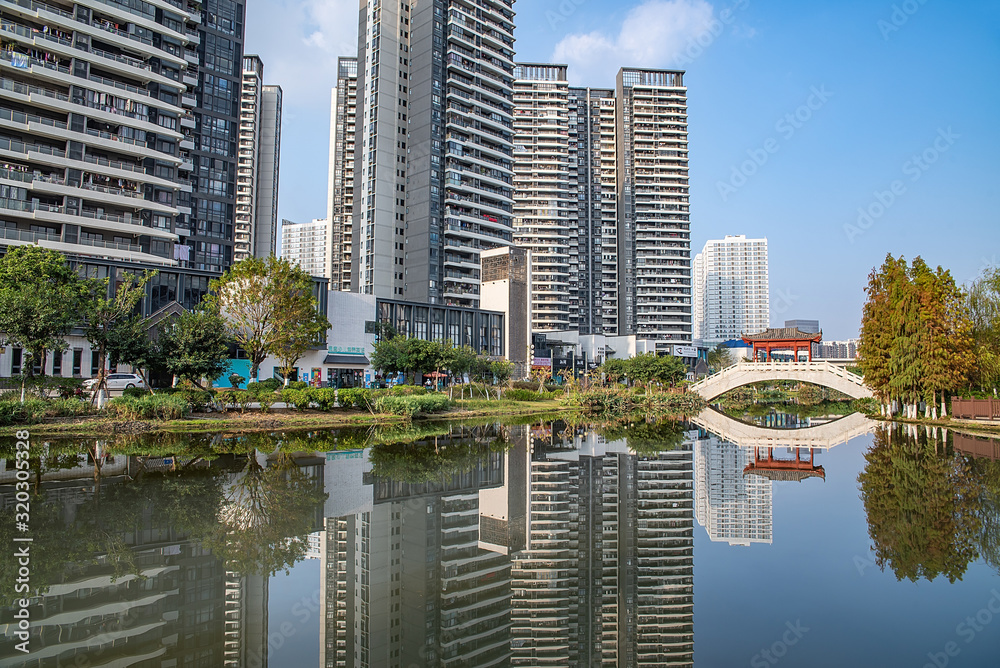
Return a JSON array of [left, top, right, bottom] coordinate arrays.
[[246, 0, 1000, 340]]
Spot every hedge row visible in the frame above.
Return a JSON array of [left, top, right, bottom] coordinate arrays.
[[106, 394, 189, 421], [0, 397, 96, 426], [504, 389, 560, 402]]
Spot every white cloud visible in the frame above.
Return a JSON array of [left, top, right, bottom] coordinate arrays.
[[245, 0, 357, 109], [552, 0, 717, 85]]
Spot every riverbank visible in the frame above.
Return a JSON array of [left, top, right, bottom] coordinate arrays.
[[0, 398, 566, 438], [869, 413, 1000, 438]]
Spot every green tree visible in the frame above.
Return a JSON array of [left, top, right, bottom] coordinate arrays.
[[106, 314, 165, 392], [273, 306, 329, 386], [491, 359, 514, 386], [913, 260, 974, 416], [967, 267, 1000, 393], [370, 335, 406, 379], [369, 337, 444, 385], [625, 353, 659, 390], [706, 344, 734, 372], [0, 246, 89, 401], [207, 256, 325, 383], [654, 354, 688, 386], [859, 255, 973, 418], [600, 357, 628, 385], [82, 269, 156, 402], [159, 307, 231, 388], [859, 255, 901, 413]]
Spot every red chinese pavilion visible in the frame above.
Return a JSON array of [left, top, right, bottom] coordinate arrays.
[[741, 327, 822, 362], [743, 447, 826, 482]]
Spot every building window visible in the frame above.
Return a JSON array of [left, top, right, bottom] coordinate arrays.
[[73, 350, 82, 376], [52, 350, 62, 376], [90, 350, 99, 377], [11, 347, 21, 375]]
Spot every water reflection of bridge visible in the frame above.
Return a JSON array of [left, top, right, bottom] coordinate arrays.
[[691, 409, 878, 450]]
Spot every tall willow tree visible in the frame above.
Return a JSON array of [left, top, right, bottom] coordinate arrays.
[[967, 267, 1000, 393], [859, 255, 972, 418]]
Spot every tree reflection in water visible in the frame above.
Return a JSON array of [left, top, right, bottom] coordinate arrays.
[[858, 424, 1000, 582], [203, 452, 327, 577]]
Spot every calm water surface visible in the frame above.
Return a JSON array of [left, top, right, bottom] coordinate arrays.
[[1, 412, 998, 667]]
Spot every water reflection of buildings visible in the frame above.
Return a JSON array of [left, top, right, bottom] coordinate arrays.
[[321, 426, 511, 668], [694, 433, 773, 547], [510, 428, 695, 667], [320, 423, 695, 668], [0, 450, 325, 667]]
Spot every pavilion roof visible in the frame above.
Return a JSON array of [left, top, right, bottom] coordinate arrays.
[[741, 327, 822, 343]]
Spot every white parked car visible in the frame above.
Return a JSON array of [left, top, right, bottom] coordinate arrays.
[[83, 373, 147, 391]]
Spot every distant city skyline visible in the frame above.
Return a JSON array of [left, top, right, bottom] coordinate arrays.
[[247, 0, 999, 340]]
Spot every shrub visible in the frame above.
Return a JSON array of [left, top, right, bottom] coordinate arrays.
[[0, 398, 49, 426], [106, 394, 189, 420], [338, 388, 373, 410], [235, 390, 255, 413], [386, 385, 428, 397], [510, 380, 561, 392], [159, 388, 216, 412], [286, 380, 309, 390], [228, 373, 246, 389], [851, 397, 880, 415], [247, 378, 282, 393], [281, 389, 312, 411], [123, 387, 148, 399], [55, 378, 85, 399], [216, 389, 236, 412], [309, 388, 338, 411], [504, 389, 543, 402], [46, 398, 95, 418], [257, 391, 275, 413], [372, 394, 451, 417]]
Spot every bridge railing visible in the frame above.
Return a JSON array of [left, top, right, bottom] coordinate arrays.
[[690, 360, 868, 389]]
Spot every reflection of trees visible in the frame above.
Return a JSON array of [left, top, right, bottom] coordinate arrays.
[[202, 454, 327, 577], [969, 457, 1000, 573], [369, 427, 509, 483], [0, 467, 225, 604], [0, 446, 328, 600], [0, 497, 88, 604], [858, 425, 983, 583], [598, 417, 687, 454]]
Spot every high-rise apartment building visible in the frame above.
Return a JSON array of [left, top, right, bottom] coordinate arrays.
[[187, 0, 246, 275], [509, 66, 689, 343], [327, 56, 357, 289], [334, 28, 692, 346], [512, 64, 573, 332], [616, 68, 691, 349], [236, 55, 281, 261], [281, 218, 327, 277], [0, 0, 244, 310], [693, 235, 769, 344], [349, 0, 516, 307], [569, 85, 617, 336]]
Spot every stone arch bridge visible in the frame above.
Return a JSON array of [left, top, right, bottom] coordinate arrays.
[[689, 361, 873, 401]]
